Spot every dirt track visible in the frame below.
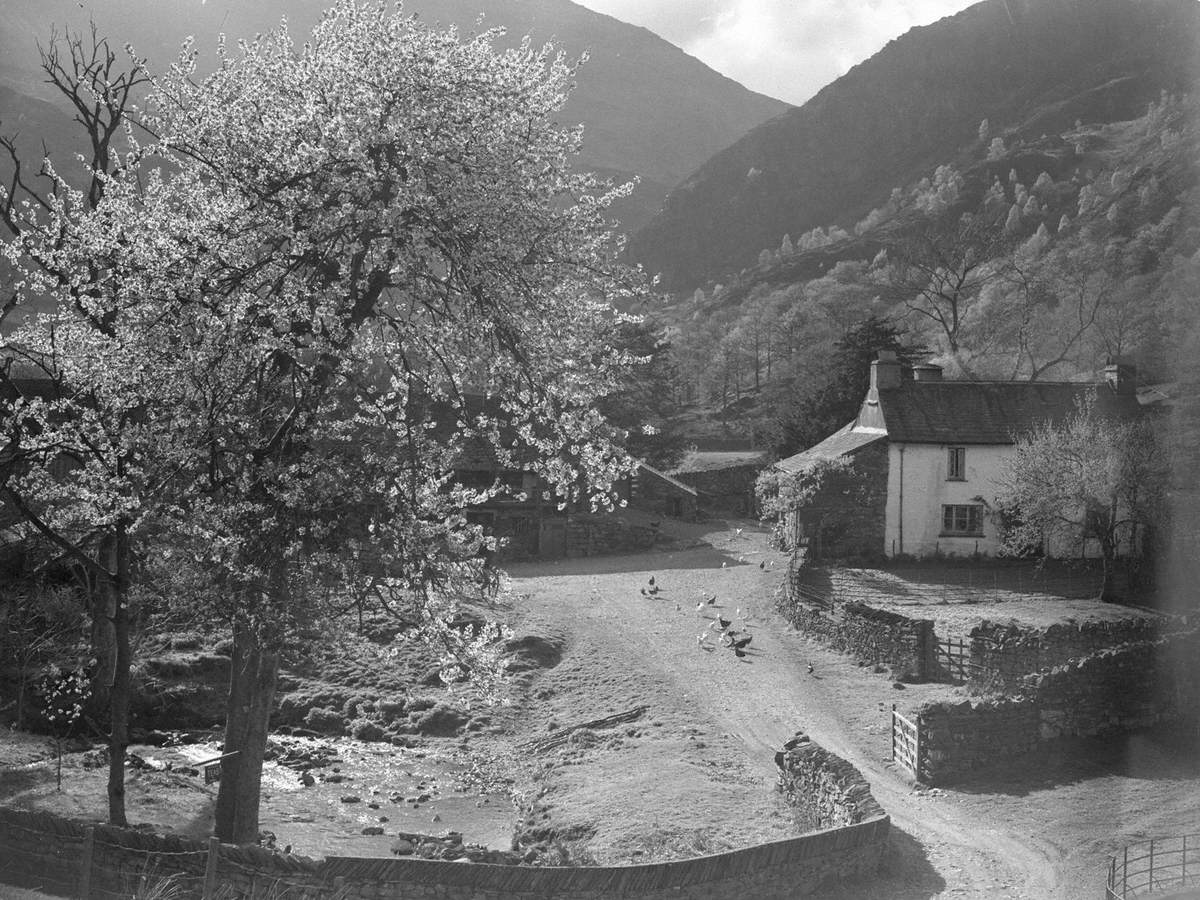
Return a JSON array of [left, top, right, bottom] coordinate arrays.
[[503, 521, 1200, 899]]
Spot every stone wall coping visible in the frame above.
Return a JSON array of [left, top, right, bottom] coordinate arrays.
[[0, 803, 891, 896]]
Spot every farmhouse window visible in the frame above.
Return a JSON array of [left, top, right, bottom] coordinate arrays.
[[947, 446, 966, 480], [941, 504, 983, 536]]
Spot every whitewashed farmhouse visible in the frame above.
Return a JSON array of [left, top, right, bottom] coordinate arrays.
[[774, 352, 1145, 559]]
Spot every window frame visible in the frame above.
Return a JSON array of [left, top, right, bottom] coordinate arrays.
[[941, 503, 984, 537], [947, 446, 966, 481]]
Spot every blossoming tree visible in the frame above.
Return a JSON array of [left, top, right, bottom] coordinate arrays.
[[2, 1, 645, 843]]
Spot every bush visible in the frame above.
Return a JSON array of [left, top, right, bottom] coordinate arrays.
[[350, 718, 387, 742], [377, 699, 407, 722], [303, 707, 347, 734], [412, 703, 468, 737]]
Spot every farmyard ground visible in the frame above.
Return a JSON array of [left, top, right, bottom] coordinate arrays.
[[2, 520, 1198, 898]]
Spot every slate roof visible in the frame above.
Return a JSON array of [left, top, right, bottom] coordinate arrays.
[[775, 422, 887, 475], [874, 381, 1143, 445]]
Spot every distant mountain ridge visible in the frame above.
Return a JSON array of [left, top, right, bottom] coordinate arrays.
[[0, 0, 789, 233], [630, 0, 1200, 290]]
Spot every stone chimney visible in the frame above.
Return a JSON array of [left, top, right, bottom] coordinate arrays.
[[869, 350, 903, 399], [1104, 358, 1136, 396], [912, 363, 943, 383]]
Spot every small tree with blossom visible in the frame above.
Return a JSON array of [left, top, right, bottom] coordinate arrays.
[[995, 395, 1167, 600], [40, 665, 91, 791]]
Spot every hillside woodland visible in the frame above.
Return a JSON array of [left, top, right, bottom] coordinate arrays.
[[655, 91, 1200, 460], [631, 0, 1199, 291], [0, 0, 787, 233]]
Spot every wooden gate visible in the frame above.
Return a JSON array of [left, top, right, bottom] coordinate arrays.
[[934, 637, 976, 683], [891, 706, 921, 780]]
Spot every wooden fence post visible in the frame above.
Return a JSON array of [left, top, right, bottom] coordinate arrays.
[[1149, 839, 1154, 890], [914, 712, 922, 782], [78, 827, 95, 900], [890, 705, 896, 762], [203, 836, 220, 900]]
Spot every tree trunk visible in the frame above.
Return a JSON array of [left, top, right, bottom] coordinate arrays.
[[103, 528, 132, 827], [16, 665, 26, 729], [1099, 551, 1117, 603], [214, 622, 280, 844]]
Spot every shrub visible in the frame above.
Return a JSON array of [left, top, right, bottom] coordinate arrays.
[[377, 699, 407, 722], [350, 718, 387, 742], [412, 703, 468, 737], [302, 707, 347, 734]]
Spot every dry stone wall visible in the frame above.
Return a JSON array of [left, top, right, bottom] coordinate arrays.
[[564, 514, 659, 558], [969, 617, 1164, 691], [672, 460, 764, 516], [775, 731, 886, 829], [2, 759, 891, 900], [0, 807, 88, 897], [780, 594, 935, 682], [916, 698, 1040, 783], [913, 632, 1200, 783], [1028, 636, 1195, 739]]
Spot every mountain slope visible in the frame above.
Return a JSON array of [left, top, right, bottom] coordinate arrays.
[[630, 0, 1200, 290], [0, 0, 788, 232]]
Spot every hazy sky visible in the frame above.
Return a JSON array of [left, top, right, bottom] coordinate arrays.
[[573, 0, 979, 105]]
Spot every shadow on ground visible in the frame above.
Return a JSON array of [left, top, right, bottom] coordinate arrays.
[[0, 761, 55, 801], [943, 727, 1200, 797], [506, 545, 759, 578], [177, 796, 215, 839], [818, 824, 947, 900]]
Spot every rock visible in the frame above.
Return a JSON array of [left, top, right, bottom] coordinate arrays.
[[391, 839, 415, 856], [892, 682, 906, 690], [81, 749, 110, 769], [361, 826, 384, 836], [378, 816, 389, 823], [340, 796, 361, 804], [324, 773, 345, 784], [417, 793, 432, 802], [300, 772, 316, 787], [431, 814, 441, 822], [367, 802, 380, 809], [142, 729, 172, 746]]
